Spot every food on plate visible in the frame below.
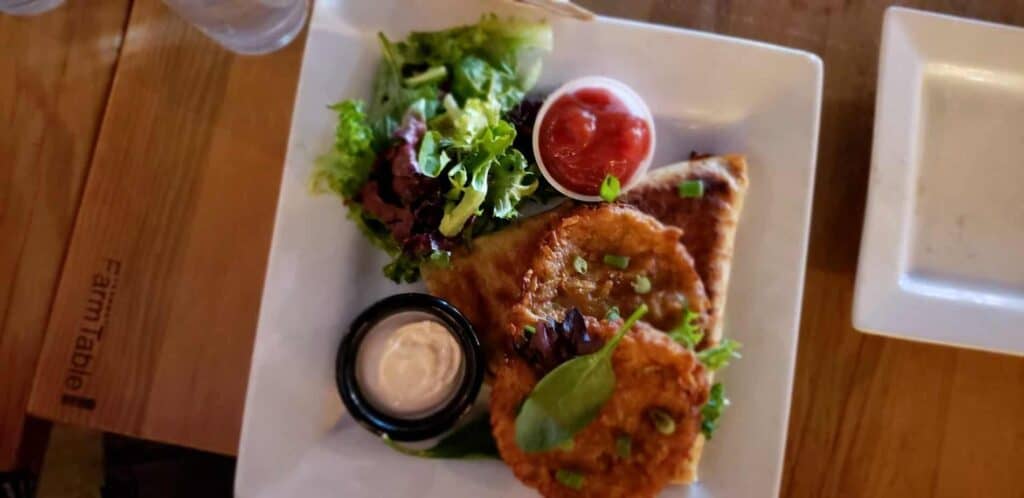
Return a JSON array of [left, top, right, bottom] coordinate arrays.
[[533, 76, 654, 200], [320, 15, 748, 494], [311, 16, 555, 282], [516, 204, 709, 333], [622, 154, 748, 349], [491, 311, 708, 498], [621, 154, 748, 483], [336, 293, 483, 441], [422, 205, 570, 369]]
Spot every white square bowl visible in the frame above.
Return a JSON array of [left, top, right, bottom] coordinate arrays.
[[854, 7, 1024, 356], [235, 1, 823, 497]]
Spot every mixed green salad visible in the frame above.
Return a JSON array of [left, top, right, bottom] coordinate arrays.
[[312, 16, 554, 282]]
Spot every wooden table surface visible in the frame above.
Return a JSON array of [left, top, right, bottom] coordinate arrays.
[[3, 0, 1023, 496]]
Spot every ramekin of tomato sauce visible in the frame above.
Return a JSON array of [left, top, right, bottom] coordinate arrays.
[[532, 76, 655, 201]]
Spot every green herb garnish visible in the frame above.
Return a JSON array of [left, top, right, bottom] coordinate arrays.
[[677, 179, 704, 198], [701, 383, 729, 439], [697, 338, 742, 371], [667, 309, 703, 349], [602, 254, 630, 270], [632, 275, 651, 294], [605, 306, 621, 321], [599, 174, 620, 202], [555, 469, 585, 490], [514, 305, 648, 453], [648, 409, 676, 435], [382, 415, 498, 459], [615, 435, 631, 458], [524, 324, 537, 337], [428, 249, 452, 268], [573, 255, 588, 274]]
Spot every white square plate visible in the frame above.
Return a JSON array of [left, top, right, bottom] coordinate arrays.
[[236, 1, 822, 496], [854, 7, 1024, 356]]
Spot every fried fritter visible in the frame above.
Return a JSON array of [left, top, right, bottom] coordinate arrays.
[[622, 155, 748, 347], [517, 204, 710, 333], [422, 205, 569, 371], [621, 155, 749, 483], [491, 319, 709, 498]]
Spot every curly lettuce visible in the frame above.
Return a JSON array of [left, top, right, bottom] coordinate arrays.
[[312, 16, 553, 282]]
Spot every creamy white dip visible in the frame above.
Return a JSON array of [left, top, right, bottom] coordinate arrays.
[[356, 312, 464, 418]]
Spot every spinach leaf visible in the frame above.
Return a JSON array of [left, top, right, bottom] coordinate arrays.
[[382, 415, 499, 460], [514, 305, 649, 453]]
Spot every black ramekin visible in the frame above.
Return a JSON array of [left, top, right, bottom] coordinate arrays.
[[336, 293, 483, 442]]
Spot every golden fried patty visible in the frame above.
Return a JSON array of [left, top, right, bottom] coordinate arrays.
[[518, 204, 710, 332], [491, 319, 709, 498]]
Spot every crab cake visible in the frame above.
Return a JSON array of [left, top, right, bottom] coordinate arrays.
[[490, 319, 709, 498], [519, 204, 710, 332]]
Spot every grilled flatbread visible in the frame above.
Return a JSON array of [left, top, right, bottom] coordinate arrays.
[[622, 154, 749, 483]]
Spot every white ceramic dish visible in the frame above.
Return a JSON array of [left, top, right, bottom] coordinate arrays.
[[854, 7, 1024, 356], [532, 75, 656, 201], [236, 1, 823, 497]]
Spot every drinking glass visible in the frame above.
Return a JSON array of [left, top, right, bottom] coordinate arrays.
[[162, 0, 309, 55], [0, 0, 64, 15]]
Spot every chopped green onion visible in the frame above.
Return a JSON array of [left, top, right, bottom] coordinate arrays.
[[648, 409, 676, 435], [677, 179, 705, 198], [428, 250, 452, 268], [602, 254, 630, 270], [555, 469, 585, 490], [615, 435, 631, 458], [632, 275, 651, 294], [523, 324, 536, 337], [605, 306, 621, 321], [599, 174, 621, 202], [572, 255, 588, 274]]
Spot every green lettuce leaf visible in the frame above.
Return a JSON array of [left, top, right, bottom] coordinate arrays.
[[311, 100, 375, 199], [489, 149, 538, 219], [440, 150, 492, 237]]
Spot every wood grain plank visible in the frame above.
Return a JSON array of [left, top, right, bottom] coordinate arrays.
[[26, 0, 305, 455], [15, 1, 1024, 495], [0, 0, 131, 470]]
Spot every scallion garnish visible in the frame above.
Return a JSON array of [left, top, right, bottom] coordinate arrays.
[[615, 435, 631, 458], [677, 179, 704, 198], [572, 255, 588, 274], [605, 306, 621, 321], [648, 409, 677, 435], [632, 275, 651, 294], [555, 469, 585, 490], [599, 174, 620, 202], [602, 254, 630, 270], [523, 324, 536, 337]]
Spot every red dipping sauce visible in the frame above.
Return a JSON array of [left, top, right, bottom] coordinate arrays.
[[537, 87, 652, 196]]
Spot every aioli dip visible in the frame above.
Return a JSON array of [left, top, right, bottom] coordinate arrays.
[[356, 312, 465, 418]]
